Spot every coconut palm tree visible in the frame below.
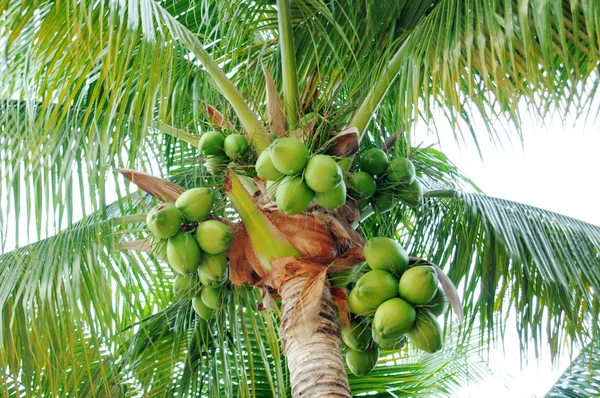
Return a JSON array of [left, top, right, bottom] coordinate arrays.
[[1, 0, 599, 396]]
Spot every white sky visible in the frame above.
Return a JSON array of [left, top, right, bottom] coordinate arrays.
[[415, 102, 600, 396]]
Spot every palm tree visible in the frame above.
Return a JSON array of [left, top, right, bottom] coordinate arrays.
[[1, 0, 599, 396]]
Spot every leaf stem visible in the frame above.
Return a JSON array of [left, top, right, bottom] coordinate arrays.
[[277, 0, 299, 129], [112, 214, 148, 225], [348, 42, 407, 138]]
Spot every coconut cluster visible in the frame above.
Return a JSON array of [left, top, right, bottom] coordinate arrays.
[[198, 130, 250, 174], [341, 237, 449, 377], [145, 188, 232, 320], [347, 148, 423, 214], [256, 137, 347, 214]]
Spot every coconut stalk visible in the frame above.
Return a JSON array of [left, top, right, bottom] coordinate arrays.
[[276, 0, 299, 130]]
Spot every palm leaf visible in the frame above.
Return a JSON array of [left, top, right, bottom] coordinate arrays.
[[545, 342, 600, 397]]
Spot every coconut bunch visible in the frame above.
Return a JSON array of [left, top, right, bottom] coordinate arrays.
[[198, 130, 250, 174], [339, 237, 449, 377], [347, 148, 423, 215], [145, 187, 232, 320], [256, 137, 348, 214]]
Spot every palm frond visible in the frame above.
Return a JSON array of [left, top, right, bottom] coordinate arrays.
[[546, 342, 600, 397]]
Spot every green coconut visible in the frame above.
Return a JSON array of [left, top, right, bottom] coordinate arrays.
[[270, 138, 309, 175], [341, 319, 372, 351], [347, 172, 377, 199], [201, 286, 223, 310], [372, 332, 406, 351], [175, 188, 215, 221], [329, 264, 361, 288], [360, 148, 388, 176], [386, 157, 416, 184], [276, 176, 315, 215], [372, 297, 416, 340], [423, 287, 449, 317], [345, 346, 379, 377], [348, 270, 399, 315], [371, 192, 395, 213], [363, 237, 409, 276], [150, 236, 167, 262], [398, 266, 438, 305], [407, 310, 443, 353], [198, 131, 225, 155], [195, 220, 232, 254], [255, 150, 283, 181], [357, 199, 371, 212], [167, 231, 202, 275], [313, 180, 346, 209], [337, 157, 353, 172], [198, 252, 228, 286], [265, 180, 279, 201], [304, 155, 343, 193], [192, 295, 215, 320], [173, 274, 198, 298], [224, 134, 249, 158], [205, 155, 230, 174], [146, 203, 183, 239], [397, 180, 423, 207]]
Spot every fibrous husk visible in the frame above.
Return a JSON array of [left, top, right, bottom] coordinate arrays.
[[115, 169, 185, 203]]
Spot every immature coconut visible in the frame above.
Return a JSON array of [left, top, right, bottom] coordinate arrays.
[[398, 266, 438, 305], [198, 131, 225, 155], [175, 187, 215, 221], [386, 157, 416, 184], [256, 150, 283, 181], [167, 231, 202, 275], [276, 176, 315, 215], [269, 137, 309, 175], [196, 220, 232, 254], [371, 192, 395, 213], [372, 332, 407, 351], [407, 310, 443, 353], [341, 319, 372, 351], [313, 180, 346, 209], [345, 346, 380, 377], [146, 203, 183, 239], [198, 252, 228, 286], [363, 237, 409, 276], [205, 155, 229, 174], [304, 155, 343, 193], [372, 297, 416, 340], [150, 236, 167, 262], [224, 134, 249, 158], [173, 274, 198, 298], [329, 264, 361, 288], [397, 180, 423, 207], [423, 287, 449, 317], [360, 148, 388, 176], [192, 295, 215, 320], [265, 180, 279, 201], [348, 171, 376, 199], [348, 270, 399, 315], [201, 286, 223, 310]]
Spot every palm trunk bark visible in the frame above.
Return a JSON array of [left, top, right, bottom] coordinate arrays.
[[279, 276, 352, 398]]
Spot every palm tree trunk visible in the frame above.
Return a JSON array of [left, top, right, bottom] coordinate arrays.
[[279, 276, 352, 398]]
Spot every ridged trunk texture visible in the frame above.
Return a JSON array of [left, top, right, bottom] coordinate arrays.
[[279, 276, 352, 398]]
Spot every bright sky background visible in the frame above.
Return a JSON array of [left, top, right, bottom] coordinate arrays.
[[416, 100, 600, 396]]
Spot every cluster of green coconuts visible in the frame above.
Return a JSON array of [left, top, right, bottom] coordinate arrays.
[[341, 237, 448, 377], [198, 130, 249, 173], [257, 137, 347, 214], [348, 147, 423, 212], [145, 188, 232, 320]]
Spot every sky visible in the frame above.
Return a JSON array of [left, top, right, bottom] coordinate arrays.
[[416, 103, 600, 396]]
